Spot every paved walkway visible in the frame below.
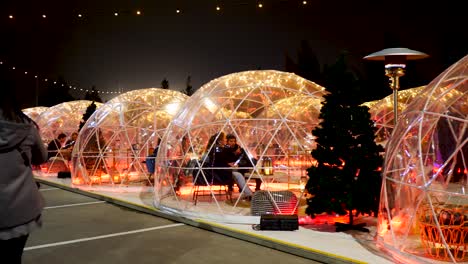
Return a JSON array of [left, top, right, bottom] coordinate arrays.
[[34, 176, 394, 264], [25, 182, 322, 264]]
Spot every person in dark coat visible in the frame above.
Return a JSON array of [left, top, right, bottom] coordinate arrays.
[[0, 79, 48, 263], [225, 134, 261, 191], [46, 133, 67, 159], [146, 138, 161, 176], [206, 132, 253, 199]]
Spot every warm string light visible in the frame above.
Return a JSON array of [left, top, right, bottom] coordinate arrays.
[[2, 2, 311, 20], [215, 0, 222, 11], [0, 59, 122, 95]]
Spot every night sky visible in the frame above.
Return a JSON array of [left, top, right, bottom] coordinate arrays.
[[1, 0, 466, 106]]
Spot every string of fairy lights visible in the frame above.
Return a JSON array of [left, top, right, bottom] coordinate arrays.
[[1, 1, 310, 95], [0, 59, 122, 95], [2, 1, 309, 19]]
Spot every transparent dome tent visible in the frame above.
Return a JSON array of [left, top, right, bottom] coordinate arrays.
[[22, 106, 49, 122], [36, 100, 102, 144], [36, 100, 103, 175], [153, 70, 326, 222], [377, 55, 467, 263], [363, 86, 425, 145], [71, 88, 188, 191]]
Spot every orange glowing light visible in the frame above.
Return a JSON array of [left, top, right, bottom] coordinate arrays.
[[388, 214, 409, 232], [72, 178, 84, 185], [323, 159, 345, 169], [90, 176, 101, 183], [299, 212, 350, 225], [100, 174, 110, 181], [378, 219, 389, 236], [391, 218, 402, 229], [178, 187, 192, 196], [192, 186, 226, 192]]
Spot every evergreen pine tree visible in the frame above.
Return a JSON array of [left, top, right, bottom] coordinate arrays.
[[78, 101, 107, 174], [305, 54, 384, 231], [184, 76, 194, 96], [84, 85, 103, 103], [161, 78, 169, 89], [79, 101, 97, 131]]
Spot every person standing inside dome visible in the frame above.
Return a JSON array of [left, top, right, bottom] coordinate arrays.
[[0, 78, 48, 263]]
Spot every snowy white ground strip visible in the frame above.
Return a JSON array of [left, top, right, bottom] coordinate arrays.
[[35, 173, 397, 263]]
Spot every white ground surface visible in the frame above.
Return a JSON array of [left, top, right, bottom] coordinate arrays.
[[35, 174, 395, 263]]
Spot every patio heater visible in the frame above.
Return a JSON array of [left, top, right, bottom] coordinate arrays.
[[364, 48, 428, 125]]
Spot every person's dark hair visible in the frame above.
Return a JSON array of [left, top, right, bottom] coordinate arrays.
[[0, 77, 36, 125], [226, 134, 236, 141], [205, 132, 225, 153], [58, 133, 67, 139]]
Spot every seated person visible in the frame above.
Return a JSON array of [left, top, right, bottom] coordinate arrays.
[[225, 134, 261, 191], [64, 132, 78, 150], [206, 132, 253, 199], [47, 133, 68, 160], [145, 138, 161, 176]]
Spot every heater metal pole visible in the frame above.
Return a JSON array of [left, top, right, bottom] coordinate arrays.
[[364, 48, 428, 127]]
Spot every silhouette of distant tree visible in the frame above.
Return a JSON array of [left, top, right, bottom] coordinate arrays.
[[161, 78, 169, 89], [84, 86, 103, 103], [286, 41, 389, 103], [184, 76, 194, 96], [285, 40, 323, 85], [38, 75, 76, 106]]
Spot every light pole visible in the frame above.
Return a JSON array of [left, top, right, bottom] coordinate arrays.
[[364, 48, 428, 125]]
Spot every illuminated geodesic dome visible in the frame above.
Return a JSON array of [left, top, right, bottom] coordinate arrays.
[[154, 70, 326, 221], [71, 88, 188, 189], [22, 106, 48, 122], [364, 86, 425, 144], [35, 100, 103, 175], [36, 100, 102, 144], [377, 55, 467, 263]]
